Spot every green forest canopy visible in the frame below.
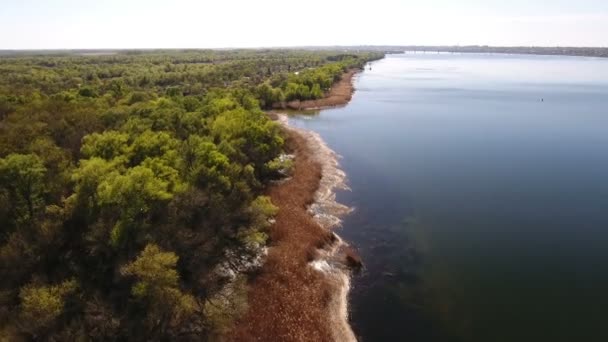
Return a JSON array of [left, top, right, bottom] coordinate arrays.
[[0, 49, 383, 340]]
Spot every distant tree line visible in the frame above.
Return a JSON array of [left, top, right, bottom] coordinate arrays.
[[401, 45, 608, 58]]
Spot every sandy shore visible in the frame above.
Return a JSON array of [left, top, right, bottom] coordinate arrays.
[[232, 71, 360, 341]]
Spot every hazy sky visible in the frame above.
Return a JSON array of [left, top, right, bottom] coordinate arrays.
[[1, 0, 607, 49]]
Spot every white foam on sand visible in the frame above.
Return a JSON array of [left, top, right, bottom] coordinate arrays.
[[277, 115, 354, 228], [278, 114, 357, 342]]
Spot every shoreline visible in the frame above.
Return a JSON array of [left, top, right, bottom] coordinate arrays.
[[233, 71, 360, 341], [274, 69, 359, 111]]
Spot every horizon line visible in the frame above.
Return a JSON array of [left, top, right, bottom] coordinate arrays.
[[1, 44, 608, 51]]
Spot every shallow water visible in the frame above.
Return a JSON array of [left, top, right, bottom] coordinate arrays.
[[288, 53, 608, 342]]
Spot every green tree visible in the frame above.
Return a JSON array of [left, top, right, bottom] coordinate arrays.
[[284, 82, 300, 101], [81, 131, 130, 160], [78, 86, 97, 98], [71, 157, 123, 208], [0, 154, 47, 226], [211, 108, 283, 180], [121, 244, 195, 333], [27, 137, 72, 202], [181, 96, 202, 112], [129, 130, 180, 166], [141, 157, 186, 194], [19, 279, 78, 334], [237, 196, 278, 248], [182, 135, 231, 191], [310, 83, 324, 99], [255, 83, 274, 108], [108, 79, 127, 98], [97, 166, 173, 247]]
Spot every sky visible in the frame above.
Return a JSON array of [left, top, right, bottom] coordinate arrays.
[[1, 0, 607, 49]]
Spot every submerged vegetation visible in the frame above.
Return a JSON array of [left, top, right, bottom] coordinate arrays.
[[0, 49, 382, 340]]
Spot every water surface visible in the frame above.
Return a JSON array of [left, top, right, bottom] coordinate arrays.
[[289, 53, 608, 342]]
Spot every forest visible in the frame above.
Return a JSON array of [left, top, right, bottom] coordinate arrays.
[[0, 49, 383, 340]]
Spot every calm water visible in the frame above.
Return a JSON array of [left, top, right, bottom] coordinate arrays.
[[289, 53, 608, 342]]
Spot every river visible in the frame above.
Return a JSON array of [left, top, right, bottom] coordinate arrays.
[[288, 52, 608, 342]]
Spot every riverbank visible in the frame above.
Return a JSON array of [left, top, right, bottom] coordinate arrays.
[[276, 69, 359, 110], [232, 71, 360, 341]]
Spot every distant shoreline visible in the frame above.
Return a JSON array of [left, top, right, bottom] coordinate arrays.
[[398, 46, 608, 58], [2, 46, 607, 59]]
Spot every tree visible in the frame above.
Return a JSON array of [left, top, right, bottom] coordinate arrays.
[[78, 86, 98, 98], [297, 84, 311, 100], [237, 196, 278, 250], [310, 83, 324, 99], [18, 279, 78, 335], [284, 82, 300, 101], [181, 96, 202, 112], [248, 195, 278, 230], [128, 91, 150, 105], [108, 79, 127, 99], [0, 154, 47, 227], [271, 87, 285, 104], [121, 244, 195, 334], [255, 83, 274, 108], [141, 157, 186, 194], [97, 166, 173, 247], [129, 130, 180, 166], [71, 157, 123, 208], [182, 135, 231, 191], [81, 131, 130, 160], [211, 108, 283, 180], [27, 137, 72, 202]]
